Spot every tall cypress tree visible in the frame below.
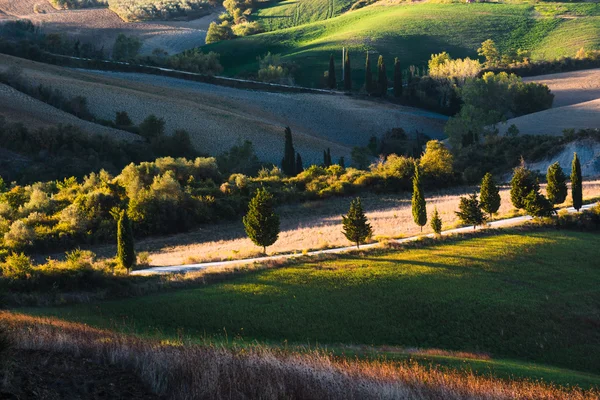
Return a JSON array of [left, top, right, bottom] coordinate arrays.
[[295, 152, 304, 174], [412, 163, 427, 232], [327, 148, 332, 166], [328, 54, 337, 89], [546, 162, 567, 206], [323, 148, 332, 167], [377, 55, 387, 97], [117, 210, 135, 274], [480, 172, 501, 220], [393, 57, 403, 98], [342, 197, 373, 249], [243, 188, 280, 253], [344, 50, 352, 91], [338, 156, 345, 169], [365, 52, 373, 95], [571, 152, 583, 211], [281, 126, 296, 176]]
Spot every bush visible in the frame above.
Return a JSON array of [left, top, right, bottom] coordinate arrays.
[[1, 253, 33, 280]]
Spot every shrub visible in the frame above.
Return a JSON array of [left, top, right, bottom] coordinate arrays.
[[206, 21, 234, 44], [1, 253, 33, 280]]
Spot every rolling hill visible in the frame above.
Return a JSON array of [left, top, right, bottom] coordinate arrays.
[[206, 2, 600, 87]]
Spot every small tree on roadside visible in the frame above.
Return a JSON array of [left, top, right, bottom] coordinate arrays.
[[412, 163, 427, 232], [117, 210, 135, 274], [571, 152, 583, 211], [431, 207, 442, 235], [328, 54, 337, 89], [456, 193, 486, 229], [546, 162, 567, 207], [393, 57, 403, 98], [281, 126, 296, 176], [344, 50, 352, 91], [524, 189, 554, 218], [342, 197, 373, 249], [377, 55, 387, 97], [365, 52, 373, 94], [243, 188, 280, 254], [480, 172, 501, 220], [510, 161, 539, 210], [295, 152, 304, 174]]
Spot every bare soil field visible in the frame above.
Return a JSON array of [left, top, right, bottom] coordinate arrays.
[[0, 54, 446, 164], [71, 181, 600, 267], [0, 0, 212, 54], [524, 69, 600, 108]]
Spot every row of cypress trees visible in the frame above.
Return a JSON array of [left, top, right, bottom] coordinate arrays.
[[328, 52, 403, 97]]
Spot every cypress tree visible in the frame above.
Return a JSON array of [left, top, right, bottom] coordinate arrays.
[[411, 163, 427, 232], [456, 193, 486, 229], [323, 148, 332, 167], [377, 55, 387, 97], [327, 148, 332, 166], [243, 188, 280, 254], [117, 210, 135, 274], [281, 126, 296, 176], [571, 152, 583, 211], [431, 207, 442, 235], [524, 189, 554, 218], [546, 162, 567, 206], [393, 57, 403, 98], [480, 172, 501, 220], [344, 50, 352, 91], [339, 156, 345, 169], [365, 52, 373, 94], [510, 161, 539, 210], [295, 152, 304, 174], [342, 197, 373, 249], [328, 54, 337, 89]]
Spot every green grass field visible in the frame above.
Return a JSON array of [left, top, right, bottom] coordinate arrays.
[[206, 2, 600, 87], [253, 0, 356, 31], [25, 230, 600, 387]]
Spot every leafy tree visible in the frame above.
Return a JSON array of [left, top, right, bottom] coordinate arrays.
[[139, 114, 165, 140], [365, 52, 373, 94], [393, 57, 402, 98], [115, 111, 133, 127], [456, 193, 486, 229], [295, 152, 304, 174], [431, 207, 442, 234], [281, 126, 296, 176], [419, 140, 453, 181], [112, 33, 142, 61], [477, 39, 500, 68], [546, 162, 567, 206], [343, 50, 351, 91], [480, 172, 501, 220], [243, 188, 280, 253], [571, 152, 583, 211], [342, 197, 373, 248], [510, 162, 539, 210], [205, 21, 234, 44], [117, 209, 135, 273], [328, 54, 337, 89], [411, 163, 427, 231], [377, 55, 387, 96], [524, 189, 554, 218]]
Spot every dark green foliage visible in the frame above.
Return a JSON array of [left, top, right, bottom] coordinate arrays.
[[571, 152, 583, 211], [393, 57, 402, 98], [510, 162, 540, 210], [411, 164, 427, 231], [338, 156, 345, 169], [218, 140, 261, 176], [431, 207, 442, 234], [365, 52, 373, 94], [546, 162, 567, 206], [524, 189, 554, 218], [480, 172, 501, 219], [343, 50, 351, 91], [112, 33, 142, 61], [281, 126, 296, 176], [115, 111, 133, 127], [328, 54, 337, 89], [377, 55, 387, 97], [139, 115, 166, 140], [323, 148, 332, 167], [456, 193, 486, 228], [295, 152, 304, 174], [342, 197, 372, 248], [243, 188, 280, 253], [117, 210, 135, 273]]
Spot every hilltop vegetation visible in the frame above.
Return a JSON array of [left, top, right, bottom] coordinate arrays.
[[206, 2, 600, 87]]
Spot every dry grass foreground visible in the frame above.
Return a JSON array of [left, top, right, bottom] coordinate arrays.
[[1, 311, 597, 400], [0, 54, 446, 165], [0, 0, 213, 55], [75, 181, 600, 267]]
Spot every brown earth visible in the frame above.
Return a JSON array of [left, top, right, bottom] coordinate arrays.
[[523, 68, 600, 108]]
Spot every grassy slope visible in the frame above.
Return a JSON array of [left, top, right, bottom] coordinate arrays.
[[206, 2, 600, 87], [253, 0, 356, 31], [26, 230, 600, 386]]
